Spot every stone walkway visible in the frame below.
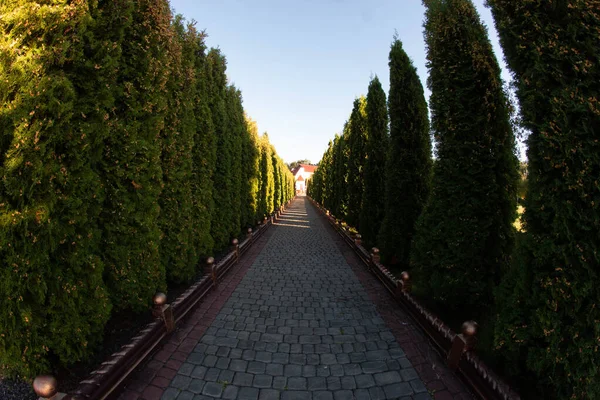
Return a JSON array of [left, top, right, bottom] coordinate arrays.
[[118, 197, 471, 400]]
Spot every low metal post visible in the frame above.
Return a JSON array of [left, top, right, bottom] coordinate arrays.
[[206, 256, 216, 286], [447, 321, 478, 370], [232, 238, 239, 261], [370, 247, 380, 270], [247, 227, 253, 241], [33, 375, 66, 400], [354, 234, 362, 248], [152, 292, 175, 333]]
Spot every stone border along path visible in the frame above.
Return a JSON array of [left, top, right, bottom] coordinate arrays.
[[117, 197, 472, 400]]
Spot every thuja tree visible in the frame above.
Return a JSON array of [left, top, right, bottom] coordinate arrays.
[[100, 0, 172, 311], [320, 140, 335, 212], [159, 16, 196, 283], [225, 85, 244, 239], [345, 97, 368, 228], [0, 0, 111, 376], [241, 117, 260, 228], [411, 0, 519, 317], [360, 76, 389, 249], [272, 148, 281, 212], [257, 134, 274, 218], [207, 49, 232, 250], [331, 133, 348, 219], [378, 40, 431, 265], [487, 1, 600, 397], [190, 25, 216, 258]]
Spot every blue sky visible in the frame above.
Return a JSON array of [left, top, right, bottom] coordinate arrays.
[[169, 0, 516, 164]]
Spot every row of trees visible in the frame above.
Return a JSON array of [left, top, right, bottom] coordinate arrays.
[[0, 0, 294, 378], [309, 0, 599, 397]]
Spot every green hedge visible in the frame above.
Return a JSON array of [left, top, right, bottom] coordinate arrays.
[[488, 1, 600, 397], [0, 0, 293, 378]]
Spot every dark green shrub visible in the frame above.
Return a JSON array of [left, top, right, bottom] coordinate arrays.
[[411, 0, 519, 318], [0, 0, 112, 377], [100, 0, 171, 311], [378, 39, 431, 266], [488, 1, 600, 397], [345, 97, 368, 228], [360, 76, 389, 249]]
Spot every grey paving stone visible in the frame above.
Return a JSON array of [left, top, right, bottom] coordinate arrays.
[[231, 359, 248, 372], [248, 361, 267, 374], [266, 363, 284, 376], [254, 374, 274, 389], [205, 368, 221, 382], [383, 382, 413, 399], [340, 376, 357, 392], [410, 379, 428, 393], [189, 379, 206, 394], [333, 390, 353, 400], [192, 366, 208, 379], [400, 368, 419, 381], [282, 391, 312, 400], [178, 392, 195, 400], [288, 377, 308, 390], [361, 361, 387, 374], [180, 363, 195, 376], [234, 372, 254, 386], [374, 371, 402, 386], [171, 375, 192, 390], [239, 387, 260, 400], [368, 386, 386, 400], [161, 388, 180, 400], [313, 391, 333, 400], [284, 364, 303, 377], [259, 389, 281, 400], [273, 376, 287, 390], [307, 377, 326, 391], [223, 385, 240, 400], [219, 369, 235, 383], [353, 389, 370, 400], [355, 374, 375, 389], [326, 377, 341, 391], [202, 382, 224, 398]]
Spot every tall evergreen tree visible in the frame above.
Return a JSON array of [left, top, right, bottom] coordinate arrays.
[[272, 148, 281, 211], [378, 40, 431, 265], [361, 76, 389, 248], [258, 134, 274, 217], [226, 85, 244, 238], [189, 25, 216, 259], [100, 0, 171, 311], [487, 1, 600, 397], [0, 0, 112, 376], [208, 49, 232, 250], [241, 117, 260, 228], [331, 133, 348, 218], [159, 16, 196, 283], [411, 0, 519, 317], [345, 97, 368, 228], [320, 140, 335, 213]]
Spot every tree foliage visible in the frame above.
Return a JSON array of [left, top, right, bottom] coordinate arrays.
[[345, 97, 368, 228], [410, 0, 519, 317], [378, 40, 431, 265], [487, 1, 600, 397], [0, 1, 293, 377]]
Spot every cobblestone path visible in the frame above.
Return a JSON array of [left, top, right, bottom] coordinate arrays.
[[119, 197, 471, 400]]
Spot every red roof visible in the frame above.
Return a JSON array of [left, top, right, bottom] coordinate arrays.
[[299, 164, 317, 173]]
